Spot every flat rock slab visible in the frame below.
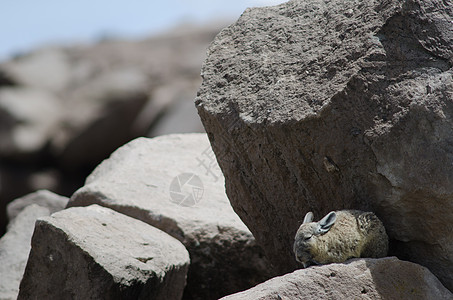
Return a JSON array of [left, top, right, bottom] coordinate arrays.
[[7, 189, 68, 222], [0, 204, 51, 300], [18, 205, 189, 300], [68, 133, 271, 299], [195, 0, 453, 290], [221, 257, 453, 300]]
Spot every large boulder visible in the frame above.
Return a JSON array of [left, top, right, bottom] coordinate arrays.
[[68, 133, 271, 299], [221, 257, 453, 300], [0, 204, 51, 300], [18, 205, 189, 300], [196, 0, 453, 290]]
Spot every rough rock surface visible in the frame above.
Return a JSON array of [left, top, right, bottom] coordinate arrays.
[[0, 23, 225, 236], [7, 189, 68, 221], [0, 204, 51, 300], [221, 257, 453, 300], [68, 133, 271, 299], [196, 0, 453, 289], [18, 205, 189, 300]]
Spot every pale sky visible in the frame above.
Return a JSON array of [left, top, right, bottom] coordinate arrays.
[[0, 0, 287, 61]]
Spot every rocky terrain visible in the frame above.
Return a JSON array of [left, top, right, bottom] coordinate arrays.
[[68, 133, 272, 299], [0, 22, 226, 236], [1, 0, 453, 299], [0, 134, 272, 299]]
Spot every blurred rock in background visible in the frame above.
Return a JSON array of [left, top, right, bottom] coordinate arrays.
[[0, 22, 226, 236]]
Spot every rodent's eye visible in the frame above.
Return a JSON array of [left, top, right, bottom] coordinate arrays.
[[304, 235, 312, 241]]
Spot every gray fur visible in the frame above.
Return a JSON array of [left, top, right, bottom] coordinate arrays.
[[293, 210, 388, 268]]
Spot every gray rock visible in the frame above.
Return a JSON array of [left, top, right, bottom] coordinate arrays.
[[196, 0, 453, 289], [0, 204, 51, 300], [18, 205, 189, 300], [221, 257, 453, 300], [68, 133, 271, 299], [7, 190, 68, 222]]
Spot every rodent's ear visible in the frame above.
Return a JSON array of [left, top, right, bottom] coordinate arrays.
[[317, 211, 337, 234], [303, 211, 314, 224]]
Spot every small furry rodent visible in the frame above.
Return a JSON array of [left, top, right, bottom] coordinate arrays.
[[293, 210, 388, 268]]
